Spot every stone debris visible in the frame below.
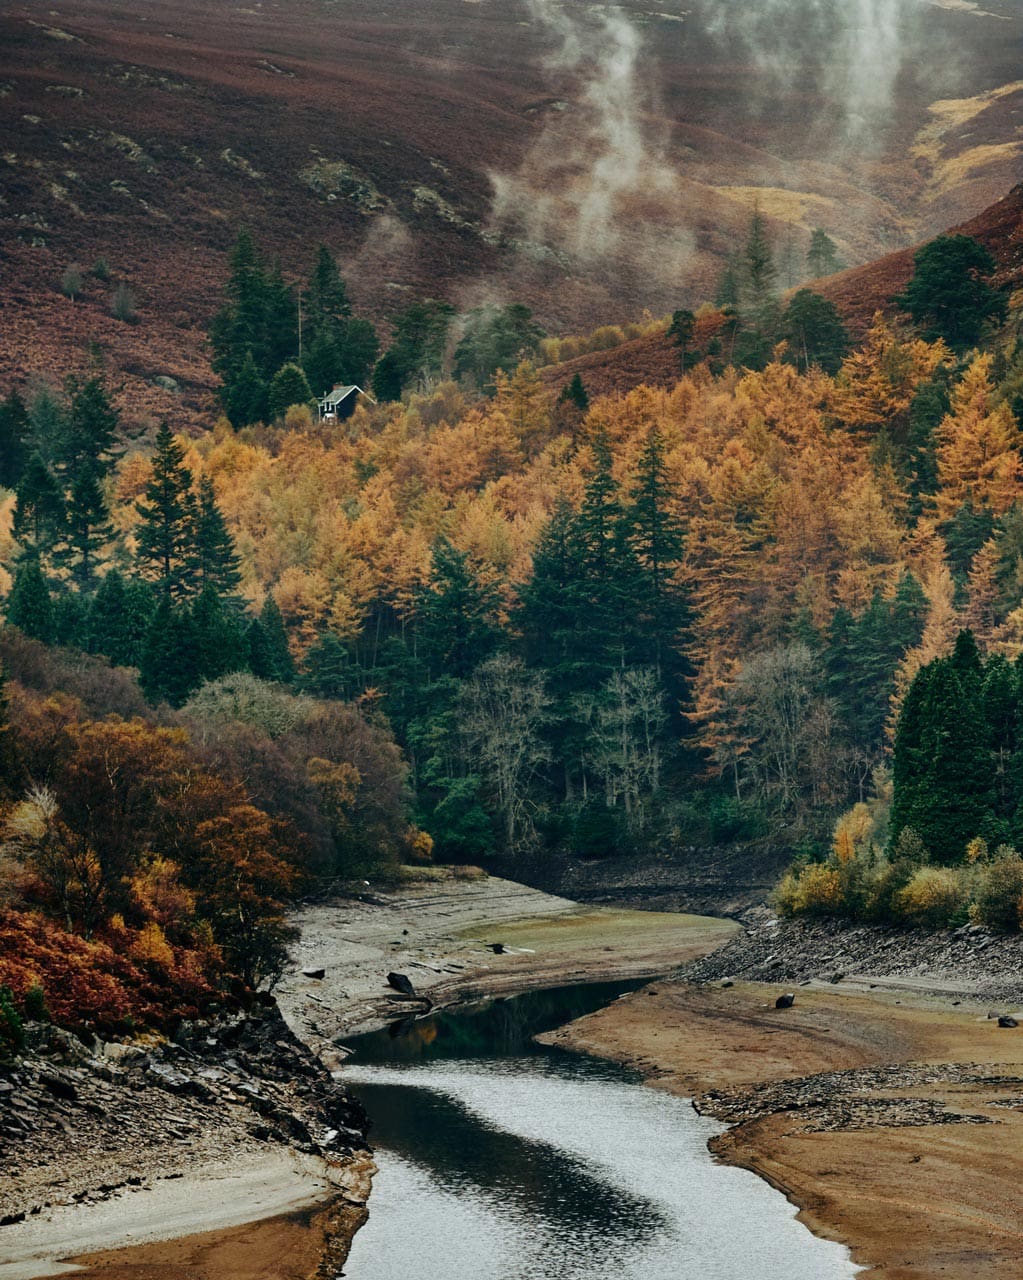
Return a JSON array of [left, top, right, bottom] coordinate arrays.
[[0, 1001, 369, 1222], [679, 906, 1023, 1004], [697, 1062, 1020, 1135]]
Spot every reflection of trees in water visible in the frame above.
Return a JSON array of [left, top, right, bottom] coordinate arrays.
[[349, 979, 646, 1064], [354, 1077, 668, 1261]]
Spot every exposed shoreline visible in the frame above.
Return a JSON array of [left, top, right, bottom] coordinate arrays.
[[1, 875, 736, 1279], [542, 916, 1023, 1279], [10, 875, 1021, 1279]]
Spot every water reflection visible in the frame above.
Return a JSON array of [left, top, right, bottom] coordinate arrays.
[[341, 982, 861, 1280], [346, 978, 648, 1065]]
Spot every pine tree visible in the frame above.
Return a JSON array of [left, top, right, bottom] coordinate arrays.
[[258, 595, 294, 682], [56, 461, 113, 586], [139, 596, 201, 707], [134, 425, 196, 600], [0, 391, 29, 490], [12, 452, 64, 551], [191, 476, 242, 596], [60, 374, 121, 478], [192, 584, 247, 680], [5, 556, 53, 642]]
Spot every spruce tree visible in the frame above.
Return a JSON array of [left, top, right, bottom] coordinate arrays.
[[60, 374, 121, 478], [0, 391, 29, 490], [56, 461, 113, 586], [192, 584, 248, 680], [5, 556, 53, 642], [12, 452, 64, 552], [139, 596, 201, 707], [300, 631, 354, 700], [415, 538, 500, 682], [737, 208, 780, 369], [225, 350, 268, 428], [89, 570, 154, 667], [134, 425, 196, 599], [267, 363, 314, 420], [258, 595, 295, 682], [191, 476, 242, 596], [806, 228, 841, 278], [52, 592, 89, 649]]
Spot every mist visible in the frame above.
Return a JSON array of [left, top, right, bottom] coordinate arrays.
[[488, 0, 694, 297]]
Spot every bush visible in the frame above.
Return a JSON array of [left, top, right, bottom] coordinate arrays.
[[970, 847, 1023, 930], [111, 283, 138, 323], [774, 862, 843, 916], [23, 982, 49, 1021], [60, 263, 84, 300], [895, 866, 967, 928], [0, 985, 25, 1055]]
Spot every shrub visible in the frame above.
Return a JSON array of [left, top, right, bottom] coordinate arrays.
[[970, 846, 1023, 930], [91, 258, 111, 281], [0, 985, 25, 1054], [23, 982, 49, 1021], [895, 866, 967, 928], [111, 283, 138, 323], [773, 862, 843, 916], [60, 263, 84, 300]]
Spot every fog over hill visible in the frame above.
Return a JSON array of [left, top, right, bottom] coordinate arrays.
[[0, 0, 1021, 421]]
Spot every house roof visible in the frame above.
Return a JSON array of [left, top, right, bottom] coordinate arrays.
[[318, 384, 362, 406]]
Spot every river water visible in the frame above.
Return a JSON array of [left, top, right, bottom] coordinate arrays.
[[340, 982, 860, 1280]]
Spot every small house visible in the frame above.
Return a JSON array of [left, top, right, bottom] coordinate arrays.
[[317, 384, 373, 422]]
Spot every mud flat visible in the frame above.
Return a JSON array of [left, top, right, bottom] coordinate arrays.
[[541, 967, 1023, 1278]]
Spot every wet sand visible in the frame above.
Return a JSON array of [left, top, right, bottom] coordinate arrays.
[[542, 980, 1023, 1279]]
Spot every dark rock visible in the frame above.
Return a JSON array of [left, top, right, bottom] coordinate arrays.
[[386, 972, 417, 997], [829, 972, 845, 984], [489, 943, 506, 954], [301, 967, 326, 980], [775, 993, 795, 1009], [998, 1016, 1018, 1028]]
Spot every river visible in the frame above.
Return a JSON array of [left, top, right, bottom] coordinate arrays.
[[339, 981, 861, 1279]]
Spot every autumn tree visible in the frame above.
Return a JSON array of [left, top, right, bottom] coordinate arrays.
[[935, 354, 1022, 522]]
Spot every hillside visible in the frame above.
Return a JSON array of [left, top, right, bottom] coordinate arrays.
[[1, 0, 1022, 425], [543, 182, 1023, 399]]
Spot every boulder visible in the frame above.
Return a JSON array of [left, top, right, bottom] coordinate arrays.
[[775, 993, 795, 1009]]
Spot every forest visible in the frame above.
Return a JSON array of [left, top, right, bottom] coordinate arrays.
[[1, 216, 1021, 1039]]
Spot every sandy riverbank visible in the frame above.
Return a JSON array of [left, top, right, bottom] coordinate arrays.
[[541, 978, 1023, 1278]]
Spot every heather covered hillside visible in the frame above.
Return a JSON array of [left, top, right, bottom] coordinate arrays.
[[2, 0, 1023, 423]]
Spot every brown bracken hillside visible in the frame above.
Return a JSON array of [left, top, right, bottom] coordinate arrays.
[[1, 0, 1021, 425]]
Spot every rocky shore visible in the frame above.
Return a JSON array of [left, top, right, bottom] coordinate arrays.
[[0, 999, 373, 1278], [680, 905, 1023, 1005]]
